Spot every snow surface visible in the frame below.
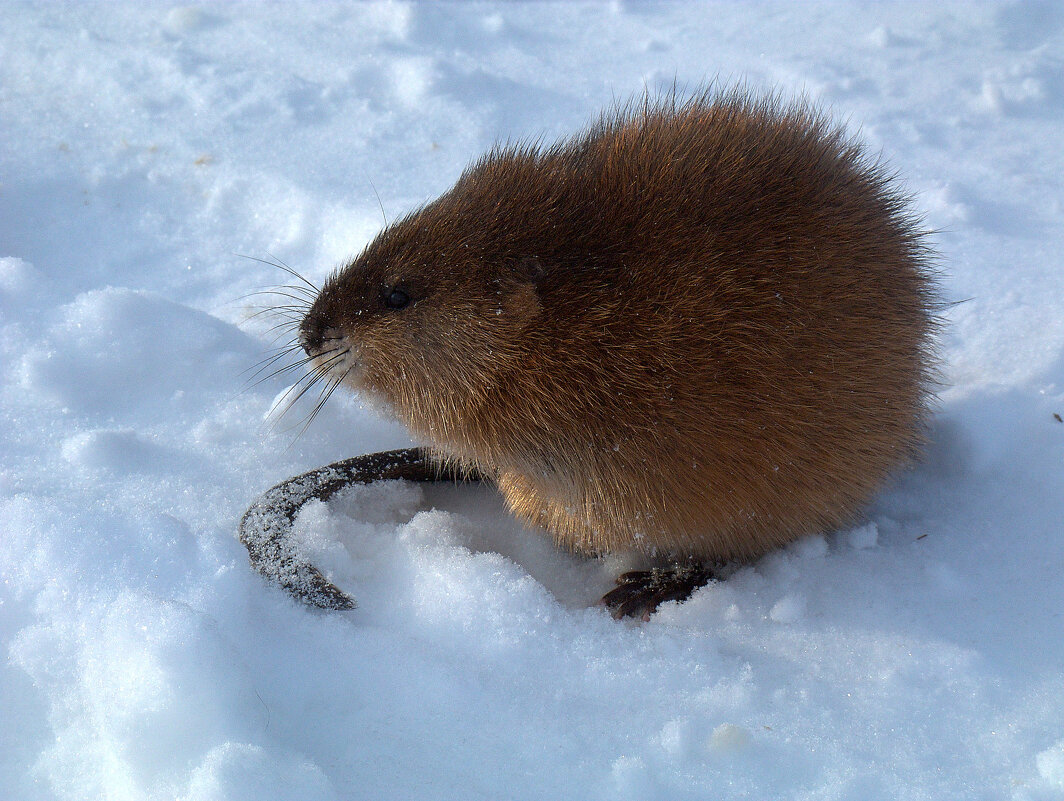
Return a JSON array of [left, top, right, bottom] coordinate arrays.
[[2, 2, 1064, 799]]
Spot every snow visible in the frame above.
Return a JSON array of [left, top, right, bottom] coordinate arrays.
[[2, 2, 1063, 799]]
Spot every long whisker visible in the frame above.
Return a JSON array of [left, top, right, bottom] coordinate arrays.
[[247, 343, 337, 393], [311, 369, 350, 420], [292, 353, 347, 399], [246, 303, 307, 315], [236, 253, 351, 442], [286, 347, 345, 388], [261, 327, 304, 347], [286, 367, 353, 441], [240, 303, 307, 329], [240, 288, 317, 306], [243, 309, 307, 327], [241, 347, 314, 388], [241, 343, 303, 377], [267, 253, 320, 293], [271, 350, 348, 416], [239, 284, 317, 301], [236, 252, 320, 294], [256, 352, 320, 383], [369, 178, 388, 227], [265, 314, 304, 331]]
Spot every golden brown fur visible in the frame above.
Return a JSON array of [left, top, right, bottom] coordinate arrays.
[[300, 90, 937, 565]]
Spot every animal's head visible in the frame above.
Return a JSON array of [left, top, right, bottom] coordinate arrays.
[[299, 207, 546, 437]]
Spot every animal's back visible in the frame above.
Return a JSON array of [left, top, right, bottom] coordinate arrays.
[[433, 93, 936, 561]]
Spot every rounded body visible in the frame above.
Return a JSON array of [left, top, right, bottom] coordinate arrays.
[[300, 91, 936, 563]]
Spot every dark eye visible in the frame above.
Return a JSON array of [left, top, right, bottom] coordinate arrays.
[[383, 287, 411, 310]]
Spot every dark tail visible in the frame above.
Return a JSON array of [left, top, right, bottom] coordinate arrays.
[[238, 448, 480, 610]]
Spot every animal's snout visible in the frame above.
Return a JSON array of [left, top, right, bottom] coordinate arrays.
[[299, 309, 326, 356]]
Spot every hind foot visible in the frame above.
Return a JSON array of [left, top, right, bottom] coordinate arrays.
[[601, 562, 713, 620]]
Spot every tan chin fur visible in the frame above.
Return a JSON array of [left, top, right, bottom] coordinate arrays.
[[302, 88, 939, 566]]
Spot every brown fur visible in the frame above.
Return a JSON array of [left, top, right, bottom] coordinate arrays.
[[300, 89, 937, 564]]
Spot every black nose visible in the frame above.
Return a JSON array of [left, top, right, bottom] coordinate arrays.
[[299, 309, 325, 356]]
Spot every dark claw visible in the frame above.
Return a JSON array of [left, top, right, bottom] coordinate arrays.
[[601, 563, 713, 620]]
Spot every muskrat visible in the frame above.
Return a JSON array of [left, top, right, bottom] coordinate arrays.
[[244, 89, 937, 619]]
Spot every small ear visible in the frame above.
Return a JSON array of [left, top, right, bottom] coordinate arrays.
[[516, 256, 547, 285], [505, 280, 542, 319]]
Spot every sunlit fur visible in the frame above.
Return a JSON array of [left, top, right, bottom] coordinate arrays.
[[298, 89, 938, 563]]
